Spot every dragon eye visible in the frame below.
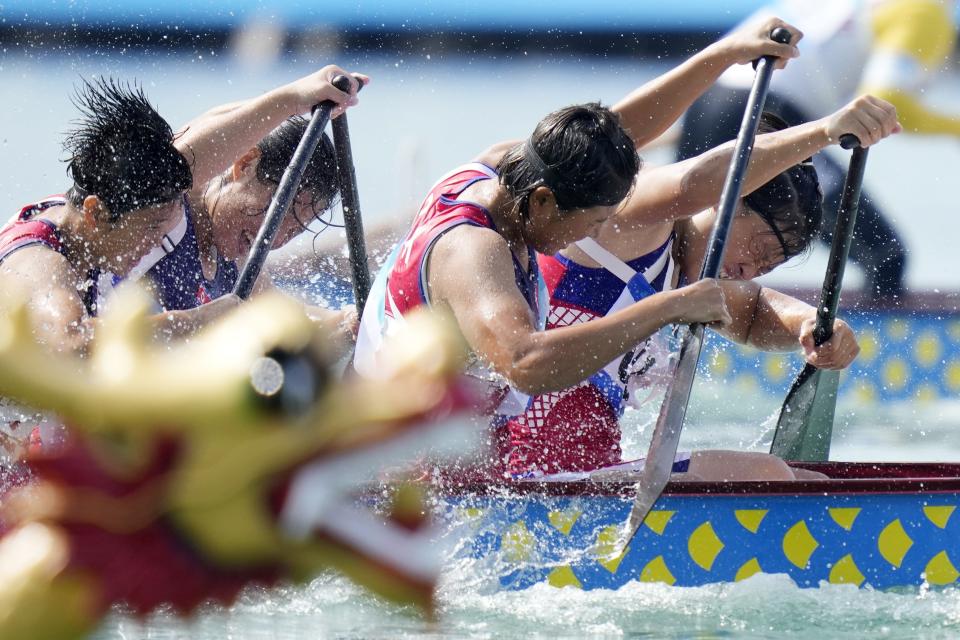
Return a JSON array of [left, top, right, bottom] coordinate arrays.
[[249, 348, 329, 417]]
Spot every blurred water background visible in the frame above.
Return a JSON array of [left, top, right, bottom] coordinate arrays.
[[4, 1, 960, 637]]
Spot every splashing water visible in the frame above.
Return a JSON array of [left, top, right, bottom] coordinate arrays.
[[89, 547, 960, 639]]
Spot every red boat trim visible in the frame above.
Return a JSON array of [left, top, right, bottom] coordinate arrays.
[[441, 462, 960, 498]]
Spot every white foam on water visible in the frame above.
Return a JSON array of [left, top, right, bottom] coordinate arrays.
[[87, 521, 960, 640]]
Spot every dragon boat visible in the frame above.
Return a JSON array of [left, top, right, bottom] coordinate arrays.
[[434, 290, 960, 593], [443, 462, 960, 591]]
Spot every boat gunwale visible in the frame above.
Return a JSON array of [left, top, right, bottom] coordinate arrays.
[[439, 462, 960, 498]]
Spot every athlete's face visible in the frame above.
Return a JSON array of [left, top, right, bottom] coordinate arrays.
[[525, 188, 618, 254], [718, 206, 792, 281], [212, 155, 324, 263], [94, 198, 184, 276]]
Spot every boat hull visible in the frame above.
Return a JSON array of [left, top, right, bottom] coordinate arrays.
[[444, 463, 960, 590]]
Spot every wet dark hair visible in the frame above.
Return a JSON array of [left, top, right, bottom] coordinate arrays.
[[255, 116, 340, 232], [497, 103, 639, 219], [743, 112, 824, 260], [64, 77, 192, 220]]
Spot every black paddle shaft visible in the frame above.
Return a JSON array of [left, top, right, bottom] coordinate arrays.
[[699, 27, 794, 281], [621, 27, 794, 547], [233, 74, 358, 299], [813, 137, 868, 346], [330, 84, 372, 314]]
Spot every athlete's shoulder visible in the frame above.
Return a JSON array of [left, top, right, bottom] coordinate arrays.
[[433, 220, 506, 255], [429, 224, 514, 287], [0, 242, 87, 351], [0, 240, 75, 288]]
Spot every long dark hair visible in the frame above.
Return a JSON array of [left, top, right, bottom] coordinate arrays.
[[743, 112, 824, 260], [255, 116, 339, 232], [497, 103, 639, 219], [64, 77, 192, 220]]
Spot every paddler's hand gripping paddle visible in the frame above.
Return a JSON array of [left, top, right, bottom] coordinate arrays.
[[769, 134, 867, 461], [234, 74, 364, 300]]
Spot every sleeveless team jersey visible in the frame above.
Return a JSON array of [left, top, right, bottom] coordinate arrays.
[[0, 196, 97, 457], [502, 233, 677, 477], [145, 203, 238, 310], [0, 196, 100, 316], [354, 163, 545, 385]]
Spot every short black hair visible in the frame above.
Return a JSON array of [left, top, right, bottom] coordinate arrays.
[[744, 112, 824, 259], [498, 103, 639, 219], [255, 116, 340, 232], [64, 77, 192, 220]]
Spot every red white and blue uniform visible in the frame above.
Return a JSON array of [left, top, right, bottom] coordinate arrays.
[[143, 203, 238, 310], [93, 198, 237, 312], [355, 163, 545, 407], [503, 235, 681, 477], [0, 196, 100, 316], [0, 197, 96, 457]]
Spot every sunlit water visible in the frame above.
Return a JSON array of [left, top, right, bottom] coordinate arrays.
[[4, 48, 960, 638]]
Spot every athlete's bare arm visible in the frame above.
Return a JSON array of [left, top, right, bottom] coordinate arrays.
[[426, 225, 731, 395], [175, 66, 365, 189], [0, 249, 92, 356], [716, 281, 858, 370], [605, 96, 899, 238], [611, 17, 801, 149]]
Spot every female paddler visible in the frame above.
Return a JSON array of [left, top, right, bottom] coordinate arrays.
[[0, 69, 363, 456], [509, 103, 898, 480], [119, 67, 367, 354], [0, 68, 363, 355], [354, 17, 829, 478]]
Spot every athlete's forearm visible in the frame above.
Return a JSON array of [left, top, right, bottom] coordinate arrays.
[[741, 287, 812, 351], [175, 87, 301, 188], [614, 17, 800, 150], [678, 121, 829, 215], [613, 44, 734, 149], [620, 121, 830, 228], [506, 293, 683, 394], [149, 295, 241, 341]]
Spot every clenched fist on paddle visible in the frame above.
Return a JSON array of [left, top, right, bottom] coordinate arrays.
[[667, 279, 733, 328], [799, 316, 859, 371], [708, 16, 802, 70], [820, 95, 902, 149]]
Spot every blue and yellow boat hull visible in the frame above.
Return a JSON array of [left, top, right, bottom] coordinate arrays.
[[448, 463, 960, 590]]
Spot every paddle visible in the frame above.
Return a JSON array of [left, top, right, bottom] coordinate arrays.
[[233, 74, 360, 299], [330, 79, 372, 314], [769, 135, 867, 461], [620, 27, 793, 547]]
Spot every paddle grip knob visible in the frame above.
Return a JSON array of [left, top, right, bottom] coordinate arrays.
[[839, 134, 862, 150], [770, 27, 793, 44], [752, 27, 794, 69], [332, 73, 365, 94], [311, 74, 364, 114]]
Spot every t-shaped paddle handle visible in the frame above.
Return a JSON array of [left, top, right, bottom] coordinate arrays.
[[752, 26, 794, 69], [839, 134, 861, 150], [770, 26, 793, 44], [328, 74, 365, 103]]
